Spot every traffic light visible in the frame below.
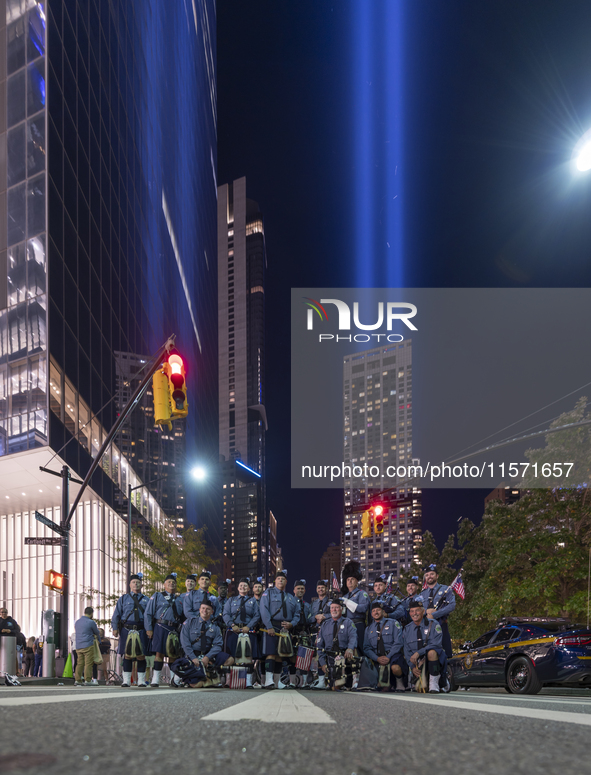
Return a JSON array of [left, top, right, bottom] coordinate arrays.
[[167, 353, 188, 418], [152, 367, 172, 430], [361, 510, 372, 538], [43, 569, 66, 594], [373, 504, 386, 534]]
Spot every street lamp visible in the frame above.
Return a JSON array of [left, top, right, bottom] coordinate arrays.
[[191, 465, 207, 481], [573, 128, 591, 172]]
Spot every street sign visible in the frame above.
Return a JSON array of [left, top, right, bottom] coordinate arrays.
[[25, 537, 63, 546], [34, 511, 65, 535]]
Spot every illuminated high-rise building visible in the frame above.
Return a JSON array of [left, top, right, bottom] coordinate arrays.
[[0, 0, 217, 635], [218, 177, 273, 582], [342, 342, 422, 585]]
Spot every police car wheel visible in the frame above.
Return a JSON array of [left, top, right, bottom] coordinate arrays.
[[446, 665, 458, 692], [506, 656, 542, 695]]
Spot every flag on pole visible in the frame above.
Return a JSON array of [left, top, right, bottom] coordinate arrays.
[[422, 577, 428, 590], [296, 646, 314, 672], [385, 573, 393, 595], [332, 571, 340, 591], [451, 573, 465, 600], [228, 666, 247, 689]]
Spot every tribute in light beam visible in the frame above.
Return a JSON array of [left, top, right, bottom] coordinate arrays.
[[574, 129, 591, 172]]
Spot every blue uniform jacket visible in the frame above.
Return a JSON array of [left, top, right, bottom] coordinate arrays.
[[316, 616, 358, 664], [343, 587, 371, 622], [363, 618, 403, 662], [223, 595, 260, 629], [374, 593, 406, 621], [402, 594, 422, 614], [293, 598, 313, 629], [74, 615, 100, 649], [183, 589, 221, 621], [260, 587, 300, 630], [144, 592, 184, 630], [111, 592, 150, 631], [418, 583, 455, 620], [310, 597, 332, 628], [402, 618, 443, 664], [180, 616, 223, 661]]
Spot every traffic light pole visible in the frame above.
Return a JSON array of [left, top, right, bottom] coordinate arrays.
[[59, 464, 70, 659]]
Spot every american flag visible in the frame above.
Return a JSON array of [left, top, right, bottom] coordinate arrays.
[[296, 646, 314, 672], [422, 577, 428, 590], [332, 571, 340, 591], [385, 574, 393, 595], [228, 666, 247, 689], [451, 572, 465, 600]]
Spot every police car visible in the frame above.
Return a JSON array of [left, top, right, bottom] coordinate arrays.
[[448, 618, 591, 694]]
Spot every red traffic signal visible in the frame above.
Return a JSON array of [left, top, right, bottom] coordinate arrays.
[[43, 569, 66, 594], [167, 353, 188, 418], [372, 504, 386, 534]]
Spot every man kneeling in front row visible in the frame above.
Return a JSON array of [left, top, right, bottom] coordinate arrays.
[[179, 600, 234, 687], [313, 599, 358, 690], [402, 600, 447, 693], [363, 601, 407, 692]]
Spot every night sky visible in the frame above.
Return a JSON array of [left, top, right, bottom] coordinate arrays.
[[216, 1, 591, 588]]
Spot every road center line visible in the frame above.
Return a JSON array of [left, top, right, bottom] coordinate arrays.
[[371, 693, 591, 727], [0, 690, 183, 707], [201, 690, 336, 724]]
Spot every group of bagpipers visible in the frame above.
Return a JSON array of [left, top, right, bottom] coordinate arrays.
[[110, 560, 456, 692]]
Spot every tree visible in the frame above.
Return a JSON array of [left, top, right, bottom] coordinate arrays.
[[520, 397, 591, 488]]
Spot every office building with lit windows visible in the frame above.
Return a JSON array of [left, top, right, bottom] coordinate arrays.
[[342, 342, 422, 585], [0, 0, 217, 637], [218, 178, 274, 582]]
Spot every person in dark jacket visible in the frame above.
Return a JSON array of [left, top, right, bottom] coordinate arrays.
[[0, 608, 20, 637]]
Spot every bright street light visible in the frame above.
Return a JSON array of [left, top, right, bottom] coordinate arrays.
[[573, 128, 591, 172], [191, 466, 206, 481]]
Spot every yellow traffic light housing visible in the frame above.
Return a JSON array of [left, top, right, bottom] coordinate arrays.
[[361, 510, 372, 538], [152, 367, 172, 430], [167, 353, 188, 418]]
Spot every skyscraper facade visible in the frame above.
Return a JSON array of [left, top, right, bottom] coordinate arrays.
[[218, 177, 273, 582], [0, 0, 217, 635], [342, 342, 422, 585]]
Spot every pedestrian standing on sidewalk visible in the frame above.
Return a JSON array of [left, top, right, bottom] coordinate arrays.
[[24, 637, 35, 676], [33, 637, 43, 677], [74, 607, 100, 686]]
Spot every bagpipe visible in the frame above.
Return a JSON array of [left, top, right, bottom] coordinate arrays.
[[321, 648, 362, 691]]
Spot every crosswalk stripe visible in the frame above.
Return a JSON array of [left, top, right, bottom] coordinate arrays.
[[201, 690, 336, 724], [0, 689, 181, 707], [371, 693, 591, 727]]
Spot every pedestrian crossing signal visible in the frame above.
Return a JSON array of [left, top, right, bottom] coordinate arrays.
[[43, 569, 66, 594]]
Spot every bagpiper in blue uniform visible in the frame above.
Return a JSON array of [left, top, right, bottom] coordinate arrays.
[[363, 601, 407, 691], [313, 599, 358, 690], [290, 579, 313, 688], [111, 573, 150, 687], [259, 570, 300, 688], [178, 573, 197, 616], [372, 575, 406, 622], [179, 598, 234, 687], [418, 564, 456, 658], [401, 576, 422, 624], [223, 577, 261, 688], [402, 599, 447, 693], [144, 573, 184, 687], [310, 581, 333, 633], [215, 579, 231, 632], [341, 561, 370, 656], [183, 570, 221, 621]]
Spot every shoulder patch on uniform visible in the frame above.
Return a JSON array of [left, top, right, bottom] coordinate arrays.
[[395, 621, 401, 629], [363, 592, 368, 598], [435, 624, 442, 633]]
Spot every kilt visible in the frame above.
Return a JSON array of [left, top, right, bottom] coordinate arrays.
[[262, 626, 293, 657], [117, 625, 149, 657], [225, 630, 260, 660], [151, 622, 180, 656]]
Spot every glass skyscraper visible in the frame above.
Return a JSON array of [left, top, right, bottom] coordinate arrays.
[[0, 0, 217, 636]]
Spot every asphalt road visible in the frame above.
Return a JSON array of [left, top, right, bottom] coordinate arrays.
[[1, 686, 591, 775]]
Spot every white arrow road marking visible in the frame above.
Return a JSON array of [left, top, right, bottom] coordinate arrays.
[[0, 689, 182, 707], [372, 693, 591, 727], [201, 690, 336, 723]]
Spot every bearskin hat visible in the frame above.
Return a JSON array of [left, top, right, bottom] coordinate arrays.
[[341, 560, 362, 594]]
